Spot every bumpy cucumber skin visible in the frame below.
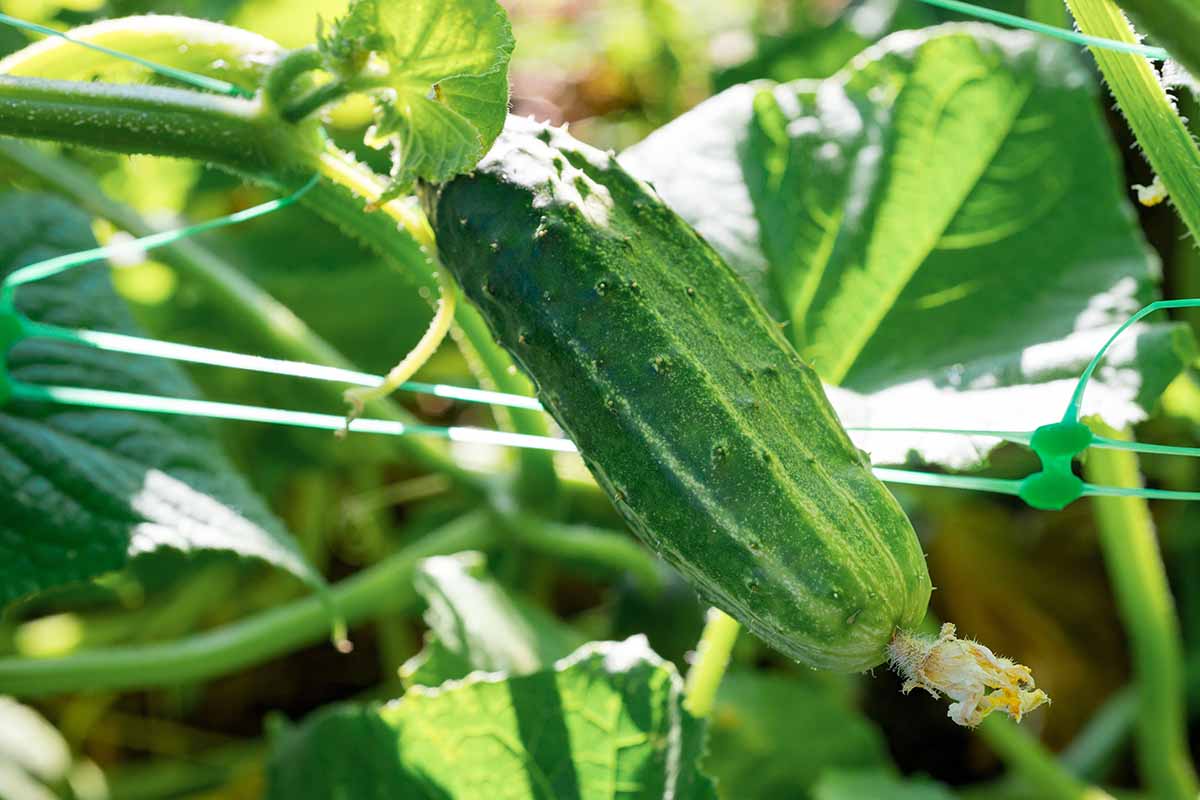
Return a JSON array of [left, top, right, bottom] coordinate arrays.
[[423, 117, 931, 672]]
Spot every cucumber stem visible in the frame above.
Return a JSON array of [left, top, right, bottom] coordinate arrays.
[[682, 609, 740, 719], [1082, 420, 1198, 800]]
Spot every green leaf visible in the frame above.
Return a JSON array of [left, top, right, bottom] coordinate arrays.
[[812, 770, 957, 800], [400, 551, 585, 688], [705, 672, 891, 799], [268, 637, 718, 800], [320, 0, 514, 193], [622, 24, 1195, 469], [0, 192, 322, 606]]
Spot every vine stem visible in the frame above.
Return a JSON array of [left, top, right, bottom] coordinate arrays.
[[1064, 0, 1200, 244], [682, 609, 740, 718], [1082, 420, 1198, 800], [0, 512, 495, 697], [977, 717, 1112, 800]]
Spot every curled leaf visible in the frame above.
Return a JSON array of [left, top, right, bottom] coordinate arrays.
[[888, 623, 1049, 727], [319, 0, 513, 195]]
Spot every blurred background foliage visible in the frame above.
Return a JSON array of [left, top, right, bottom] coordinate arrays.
[[0, 0, 1198, 798]]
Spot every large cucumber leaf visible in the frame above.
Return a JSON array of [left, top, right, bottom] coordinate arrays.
[[268, 637, 717, 800], [622, 24, 1195, 469], [0, 192, 322, 606]]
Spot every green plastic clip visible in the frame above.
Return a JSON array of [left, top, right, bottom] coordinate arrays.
[[1019, 421, 1095, 510]]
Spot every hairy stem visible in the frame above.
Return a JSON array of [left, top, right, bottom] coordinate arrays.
[[0, 512, 495, 697], [1083, 420, 1198, 800], [0, 16, 558, 495], [1065, 0, 1200, 245], [682, 609, 740, 719], [0, 76, 306, 172]]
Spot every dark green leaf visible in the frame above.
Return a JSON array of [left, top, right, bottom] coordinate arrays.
[[0, 192, 321, 606], [269, 637, 718, 800], [400, 550, 585, 688], [623, 24, 1194, 468], [320, 0, 514, 193], [705, 671, 891, 799]]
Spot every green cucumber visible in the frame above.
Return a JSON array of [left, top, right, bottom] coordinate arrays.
[[422, 117, 931, 672]]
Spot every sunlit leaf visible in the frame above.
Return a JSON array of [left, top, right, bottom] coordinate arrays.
[[623, 24, 1194, 469], [268, 637, 718, 799]]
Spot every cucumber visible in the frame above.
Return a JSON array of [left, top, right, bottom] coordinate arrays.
[[422, 117, 931, 672]]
